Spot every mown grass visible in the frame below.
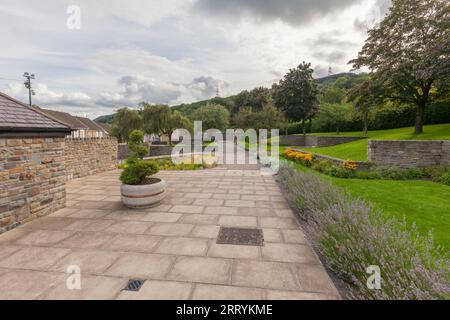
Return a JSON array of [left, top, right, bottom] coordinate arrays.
[[289, 161, 450, 250], [296, 123, 450, 161]]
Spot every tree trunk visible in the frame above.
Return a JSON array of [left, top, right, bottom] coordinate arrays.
[[302, 119, 306, 137], [363, 112, 368, 135], [415, 106, 424, 134], [336, 125, 340, 135]]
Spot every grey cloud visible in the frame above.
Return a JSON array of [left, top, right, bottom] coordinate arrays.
[[354, 0, 392, 32], [194, 0, 360, 25], [97, 75, 229, 107], [314, 51, 347, 63]]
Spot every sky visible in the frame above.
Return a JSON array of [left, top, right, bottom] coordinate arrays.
[[0, 0, 391, 119]]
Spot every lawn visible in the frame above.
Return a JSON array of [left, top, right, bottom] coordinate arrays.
[[296, 123, 450, 161], [290, 162, 450, 250]]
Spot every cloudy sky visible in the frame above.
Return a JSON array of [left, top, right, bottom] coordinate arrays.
[[0, 0, 391, 118]]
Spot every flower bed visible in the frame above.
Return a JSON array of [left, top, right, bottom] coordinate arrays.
[[277, 162, 450, 300], [283, 148, 450, 185]]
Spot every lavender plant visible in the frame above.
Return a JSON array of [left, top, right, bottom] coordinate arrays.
[[278, 162, 450, 300]]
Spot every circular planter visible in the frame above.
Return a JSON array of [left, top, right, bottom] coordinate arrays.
[[121, 178, 167, 209]]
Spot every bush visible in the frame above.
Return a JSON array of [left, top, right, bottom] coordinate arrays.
[[120, 160, 159, 185], [278, 162, 450, 300], [324, 166, 355, 178], [440, 171, 450, 186]]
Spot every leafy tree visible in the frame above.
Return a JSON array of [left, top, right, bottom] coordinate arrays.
[[347, 79, 383, 134], [141, 103, 192, 144], [233, 106, 256, 129], [110, 107, 142, 143], [233, 87, 271, 114], [233, 99, 287, 132], [350, 0, 450, 134], [272, 62, 319, 136], [316, 103, 353, 135], [190, 103, 230, 132]]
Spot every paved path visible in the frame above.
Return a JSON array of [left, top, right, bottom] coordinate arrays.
[[0, 166, 339, 300]]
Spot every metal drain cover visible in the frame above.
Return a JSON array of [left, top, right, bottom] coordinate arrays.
[[216, 227, 264, 246], [123, 279, 146, 292]]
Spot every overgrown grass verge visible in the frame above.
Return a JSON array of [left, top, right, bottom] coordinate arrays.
[[278, 162, 449, 300]]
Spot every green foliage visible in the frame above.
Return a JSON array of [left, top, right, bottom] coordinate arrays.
[[272, 62, 319, 126], [350, 0, 450, 134], [110, 108, 142, 143], [440, 171, 450, 186], [94, 114, 115, 124], [120, 160, 159, 185], [233, 99, 287, 131], [190, 103, 230, 131], [141, 103, 192, 144], [233, 87, 271, 114], [128, 130, 148, 159], [315, 102, 354, 134]]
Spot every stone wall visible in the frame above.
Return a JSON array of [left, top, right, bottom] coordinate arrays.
[[367, 140, 450, 168], [281, 135, 365, 147], [0, 137, 66, 233], [65, 138, 118, 179]]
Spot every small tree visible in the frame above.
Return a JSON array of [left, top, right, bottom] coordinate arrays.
[[190, 103, 230, 132], [272, 62, 319, 136], [110, 108, 142, 143], [141, 103, 192, 144], [350, 0, 450, 134], [347, 79, 383, 134], [317, 103, 353, 135]]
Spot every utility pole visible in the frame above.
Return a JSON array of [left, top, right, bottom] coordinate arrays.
[[23, 72, 35, 106]]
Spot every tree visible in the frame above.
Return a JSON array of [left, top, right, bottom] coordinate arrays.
[[347, 78, 383, 134], [233, 99, 287, 132], [233, 87, 271, 114], [272, 62, 319, 136], [141, 103, 191, 145], [316, 103, 353, 135], [110, 107, 142, 143], [350, 0, 450, 134], [190, 103, 230, 132]]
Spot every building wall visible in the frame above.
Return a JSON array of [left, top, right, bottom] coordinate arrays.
[[280, 135, 365, 147], [65, 137, 118, 179], [367, 140, 450, 168], [0, 137, 66, 234]]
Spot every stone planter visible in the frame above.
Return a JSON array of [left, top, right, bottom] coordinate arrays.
[[121, 178, 167, 209]]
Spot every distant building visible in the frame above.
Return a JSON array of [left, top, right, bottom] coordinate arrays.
[[74, 116, 108, 138]]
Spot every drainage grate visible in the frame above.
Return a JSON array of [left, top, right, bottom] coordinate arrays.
[[123, 279, 146, 292], [216, 227, 264, 246]]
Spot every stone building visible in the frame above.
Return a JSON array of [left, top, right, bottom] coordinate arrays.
[[0, 92, 71, 233]]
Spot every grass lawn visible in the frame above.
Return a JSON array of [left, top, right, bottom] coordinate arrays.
[[290, 162, 450, 250], [296, 123, 450, 161]]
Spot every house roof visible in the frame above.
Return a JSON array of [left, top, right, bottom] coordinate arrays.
[[0, 92, 71, 134], [75, 116, 106, 131], [40, 108, 89, 130], [96, 122, 112, 132]]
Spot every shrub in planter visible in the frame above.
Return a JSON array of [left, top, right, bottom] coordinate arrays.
[[120, 130, 167, 209]]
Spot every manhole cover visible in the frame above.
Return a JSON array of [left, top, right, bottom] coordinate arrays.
[[123, 279, 146, 292], [216, 227, 264, 246]]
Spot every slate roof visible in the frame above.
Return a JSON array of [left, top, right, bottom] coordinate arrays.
[[40, 108, 89, 130], [97, 122, 112, 132], [75, 116, 106, 131], [0, 92, 70, 133]]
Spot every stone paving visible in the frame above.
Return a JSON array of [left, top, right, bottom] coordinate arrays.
[[0, 166, 340, 300]]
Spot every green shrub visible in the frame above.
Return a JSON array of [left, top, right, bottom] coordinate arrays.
[[374, 166, 409, 180], [325, 165, 355, 178], [355, 170, 381, 180], [120, 160, 159, 185], [440, 171, 450, 186], [312, 160, 333, 173], [128, 129, 148, 160]]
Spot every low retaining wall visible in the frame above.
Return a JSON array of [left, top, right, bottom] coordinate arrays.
[[368, 140, 450, 169], [281, 135, 365, 147], [0, 137, 66, 233], [65, 138, 118, 179]]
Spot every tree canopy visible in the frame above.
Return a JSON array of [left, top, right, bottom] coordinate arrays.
[[272, 62, 319, 134], [109, 107, 142, 143], [190, 103, 230, 132], [350, 0, 450, 134]]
